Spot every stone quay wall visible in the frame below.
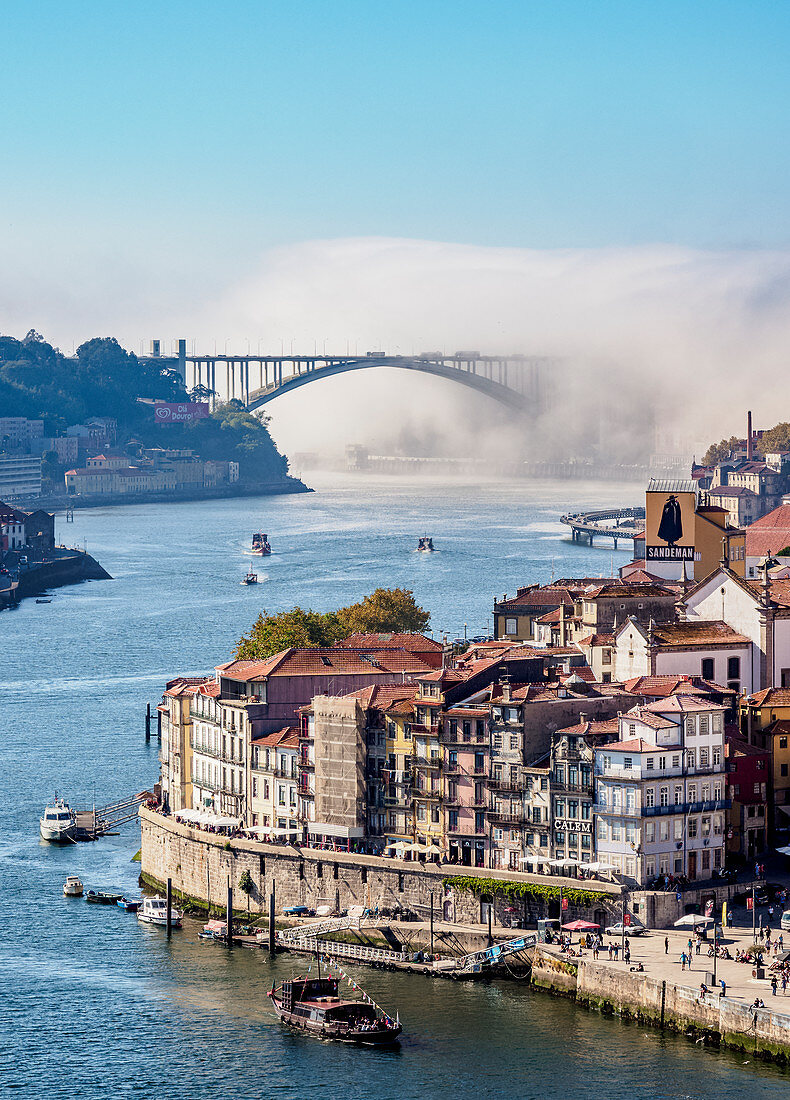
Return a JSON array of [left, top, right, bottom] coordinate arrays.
[[573, 956, 790, 1062], [139, 808, 622, 927]]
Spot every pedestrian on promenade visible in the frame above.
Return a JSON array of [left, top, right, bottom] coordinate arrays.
[[624, 942, 631, 965], [755, 861, 760, 879], [779, 933, 784, 951], [608, 944, 613, 960], [695, 939, 701, 955], [719, 979, 726, 997], [687, 938, 693, 955], [680, 951, 687, 971], [613, 943, 619, 961], [782, 974, 788, 996], [664, 936, 669, 954], [727, 909, 733, 928], [771, 975, 778, 996]]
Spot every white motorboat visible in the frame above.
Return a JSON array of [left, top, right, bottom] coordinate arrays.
[[63, 875, 84, 897], [40, 799, 76, 843], [137, 895, 182, 928]]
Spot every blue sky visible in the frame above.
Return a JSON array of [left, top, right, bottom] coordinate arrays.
[[3, 0, 790, 261]]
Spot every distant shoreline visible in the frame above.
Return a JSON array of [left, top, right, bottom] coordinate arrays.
[[18, 477, 312, 512]]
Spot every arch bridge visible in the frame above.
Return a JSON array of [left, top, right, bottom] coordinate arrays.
[[148, 346, 554, 413]]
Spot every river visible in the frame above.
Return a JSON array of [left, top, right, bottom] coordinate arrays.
[[2, 472, 788, 1098]]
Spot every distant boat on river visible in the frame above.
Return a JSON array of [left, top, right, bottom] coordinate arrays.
[[416, 536, 435, 552], [251, 532, 272, 555]]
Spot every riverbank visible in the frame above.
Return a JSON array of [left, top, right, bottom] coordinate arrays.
[[3, 547, 111, 608], [15, 476, 311, 512]]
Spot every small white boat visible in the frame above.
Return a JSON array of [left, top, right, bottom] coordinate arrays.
[[241, 572, 258, 585], [137, 895, 182, 928], [63, 875, 84, 897], [40, 799, 76, 843]]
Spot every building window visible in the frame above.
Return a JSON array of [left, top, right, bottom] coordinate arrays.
[[699, 715, 709, 735], [728, 656, 741, 681], [688, 818, 698, 838], [659, 786, 669, 807], [674, 785, 682, 805], [645, 788, 654, 807], [623, 757, 633, 770], [701, 658, 714, 680], [506, 617, 517, 634], [646, 758, 654, 771], [699, 748, 709, 767], [780, 737, 788, 750]]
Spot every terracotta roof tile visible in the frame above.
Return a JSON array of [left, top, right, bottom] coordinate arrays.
[[651, 621, 751, 648]]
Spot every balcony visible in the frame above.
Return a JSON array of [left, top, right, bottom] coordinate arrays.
[[641, 798, 731, 817], [553, 781, 595, 796], [488, 777, 524, 794], [411, 723, 440, 737], [488, 807, 527, 824], [596, 802, 641, 818]]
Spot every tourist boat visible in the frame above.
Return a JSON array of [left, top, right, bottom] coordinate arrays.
[[268, 975, 402, 1046], [39, 798, 76, 843], [86, 889, 123, 905], [251, 532, 272, 555], [241, 572, 258, 585], [137, 895, 182, 927], [63, 875, 84, 897], [116, 896, 142, 912], [416, 536, 435, 552]]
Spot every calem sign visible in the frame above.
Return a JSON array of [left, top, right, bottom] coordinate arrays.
[[154, 402, 210, 423]]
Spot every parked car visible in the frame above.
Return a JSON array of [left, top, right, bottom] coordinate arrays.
[[282, 905, 313, 917], [713, 867, 738, 882], [605, 922, 647, 937]]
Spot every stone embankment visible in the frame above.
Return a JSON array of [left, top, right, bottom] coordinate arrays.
[[141, 809, 790, 1062], [15, 548, 111, 601]]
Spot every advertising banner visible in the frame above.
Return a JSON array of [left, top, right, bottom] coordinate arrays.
[[154, 402, 210, 423], [646, 488, 696, 562]]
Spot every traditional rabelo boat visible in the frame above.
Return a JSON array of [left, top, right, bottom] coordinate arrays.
[[268, 965, 402, 1046], [251, 532, 272, 555]]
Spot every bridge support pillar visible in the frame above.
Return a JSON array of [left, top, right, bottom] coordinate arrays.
[[588, 533, 594, 547], [613, 538, 618, 550]]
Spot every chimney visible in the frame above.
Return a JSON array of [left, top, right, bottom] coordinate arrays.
[[747, 410, 753, 460]]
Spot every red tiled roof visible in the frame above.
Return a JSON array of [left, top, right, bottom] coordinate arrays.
[[745, 505, 790, 559], [651, 621, 751, 648], [643, 694, 721, 714], [252, 726, 300, 748], [335, 633, 442, 651], [556, 717, 620, 737], [606, 738, 656, 752], [583, 583, 675, 599], [577, 633, 615, 647], [745, 687, 790, 707], [217, 648, 434, 679], [708, 486, 757, 498], [622, 675, 731, 698]]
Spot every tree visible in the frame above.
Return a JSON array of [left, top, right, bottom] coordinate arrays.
[[701, 436, 741, 466], [234, 607, 342, 659], [233, 588, 432, 659], [336, 587, 430, 635], [760, 422, 790, 454]]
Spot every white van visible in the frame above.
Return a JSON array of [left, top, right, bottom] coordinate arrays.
[[781, 910, 790, 932]]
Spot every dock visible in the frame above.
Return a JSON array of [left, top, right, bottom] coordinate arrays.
[[73, 793, 148, 841], [560, 506, 645, 548]]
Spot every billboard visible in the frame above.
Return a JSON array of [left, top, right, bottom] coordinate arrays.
[[154, 402, 210, 423], [646, 489, 696, 562]]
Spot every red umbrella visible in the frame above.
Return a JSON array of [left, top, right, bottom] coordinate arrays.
[[561, 919, 600, 931]]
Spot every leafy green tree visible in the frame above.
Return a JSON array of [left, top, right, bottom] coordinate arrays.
[[40, 450, 62, 488], [234, 588, 431, 659], [701, 436, 741, 466], [234, 607, 342, 659], [760, 423, 790, 454], [337, 587, 430, 635]]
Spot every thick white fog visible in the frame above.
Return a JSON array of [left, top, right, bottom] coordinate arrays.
[[4, 236, 790, 462]]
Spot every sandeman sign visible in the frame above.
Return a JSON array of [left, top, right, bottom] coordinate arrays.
[[646, 488, 696, 562]]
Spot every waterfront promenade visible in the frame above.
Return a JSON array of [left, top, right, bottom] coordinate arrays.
[[550, 917, 789, 1006]]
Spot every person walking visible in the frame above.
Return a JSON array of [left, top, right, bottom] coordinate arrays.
[[680, 951, 687, 972], [687, 938, 693, 956], [695, 939, 701, 955], [613, 943, 619, 962], [779, 933, 785, 951], [727, 909, 733, 929], [624, 942, 631, 965], [664, 936, 669, 954], [771, 975, 778, 997], [781, 973, 788, 996], [608, 943, 613, 961]]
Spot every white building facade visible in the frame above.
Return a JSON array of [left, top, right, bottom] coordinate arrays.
[[595, 697, 728, 885]]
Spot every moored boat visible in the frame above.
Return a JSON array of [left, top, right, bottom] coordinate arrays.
[[117, 896, 142, 911], [40, 798, 76, 843], [63, 875, 84, 897], [241, 572, 258, 585], [251, 532, 272, 555], [268, 974, 401, 1046], [416, 536, 435, 552], [86, 889, 122, 905], [137, 895, 182, 927]]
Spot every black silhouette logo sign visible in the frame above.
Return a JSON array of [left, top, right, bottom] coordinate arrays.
[[646, 490, 695, 561]]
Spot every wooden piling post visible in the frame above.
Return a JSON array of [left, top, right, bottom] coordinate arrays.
[[488, 903, 493, 947], [145, 702, 151, 742], [269, 883, 276, 956], [226, 876, 233, 945], [166, 877, 172, 937], [430, 892, 435, 954]]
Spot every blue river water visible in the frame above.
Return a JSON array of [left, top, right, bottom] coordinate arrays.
[[2, 472, 789, 1098]]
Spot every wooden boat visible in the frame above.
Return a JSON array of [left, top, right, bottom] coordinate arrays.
[[36, 598, 52, 604], [86, 889, 122, 905], [241, 572, 258, 585], [63, 875, 84, 897], [116, 896, 142, 911], [416, 536, 435, 552], [268, 975, 401, 1046], [251, 532, 272, 555]]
